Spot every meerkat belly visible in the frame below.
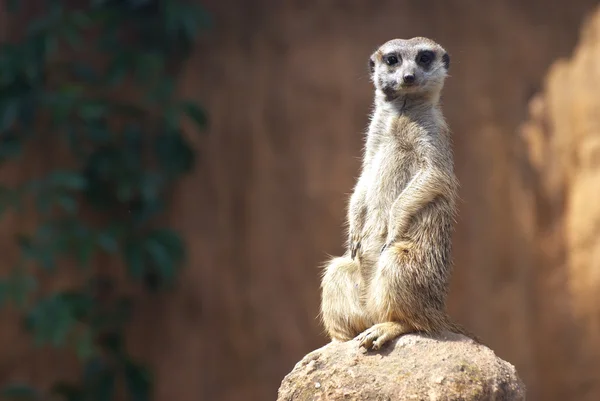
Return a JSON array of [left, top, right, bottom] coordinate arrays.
[[361, 144, 417, 251]]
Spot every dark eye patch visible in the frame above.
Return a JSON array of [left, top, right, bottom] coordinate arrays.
[[442, 53, 450, 70], [383, 54, 400, 66], [416, 50, 435, 66]]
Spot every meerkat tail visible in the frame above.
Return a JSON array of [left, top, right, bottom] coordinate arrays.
[[443, 315, 482, 344]]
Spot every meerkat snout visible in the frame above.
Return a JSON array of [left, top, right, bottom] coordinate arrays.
[[403, 73, 415, 85]]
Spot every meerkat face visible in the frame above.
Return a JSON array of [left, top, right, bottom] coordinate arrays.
[[369, 37, 450, 100]]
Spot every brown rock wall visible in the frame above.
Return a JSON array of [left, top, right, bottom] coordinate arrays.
[[2, 1, 600, 401]]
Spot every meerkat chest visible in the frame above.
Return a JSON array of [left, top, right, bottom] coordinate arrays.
[[365, 137, 418, 202]]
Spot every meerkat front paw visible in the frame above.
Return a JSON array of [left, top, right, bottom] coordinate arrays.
[[382, 227, 405, 253], [355, 322, 409, 350], [381, 235, 397, 253], [349, 231, 362, 259]]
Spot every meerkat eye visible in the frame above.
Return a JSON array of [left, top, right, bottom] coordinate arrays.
[[384, 55, 399, 66], [417, 51, 434, 65]]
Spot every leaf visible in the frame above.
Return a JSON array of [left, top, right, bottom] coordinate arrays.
[[84, 146, 121, 180], [82, 358, 115, 401], [130, 197, 164, 227], [43, 91, 76, 125], [97, 230, 119, 254], [18, 230, 55, 270], [134, 52, 164, 83], [75, 328, 95, 360], [105, 53, 129, 86], [50, 382, 83, 401], [6, 266, 37, 308], [0, 383, 39, 400], [123, 124, 143, 154], [113, 297, 133, 326], [116, 181, 136, 203], [75, 235, 95, 267], [0, 281, 8, 307], [17, 95, 37, 129], [197, 6, 214, 30], [65, 126, 84, 159], [58, 291, 92, 321], [47, 170, 88, 191], [0, 132, 22, 162], [99, 331, 123, 356], [0, 100, 19, 132], [69, 10, 93, 29], [0, 186, 21, 218], [61, 24, 82, 49], [144, 229, 185, 284], [26, 10, 57, 37], [163, 107, 178, 134], [180, 10, 198, 41], [71, 63, 98, 83], [56, 192, 79, 214], [145, 238, 173, 281], [154, 132, 195, 176], [139, 173, 163, 202], [78, 100, 107, 122], [82, 358, 104, 386], [26, 220, 99, 267], [148, 77, 174, 104], [49, 309, 74, 347], [86, 119, 111, 143], [26, 294, 77, 348], [35, 189, 80, 216], [95, 369, 116, 401], [180, 100, 208, 130], [124, 240, 144, 279], [124, 359, 152, 401], [149, 229, 185, 262], [34, 192, 53, 215], [27, 31, 58, 62], [164, 1, 181, 38]]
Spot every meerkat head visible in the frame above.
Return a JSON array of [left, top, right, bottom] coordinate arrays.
[[368, 37, 450, 103]]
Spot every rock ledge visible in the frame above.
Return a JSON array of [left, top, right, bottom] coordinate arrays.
[[277, 332, 526, 401]]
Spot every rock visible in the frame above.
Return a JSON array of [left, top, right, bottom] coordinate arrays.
[[277, 332, 525, 401]]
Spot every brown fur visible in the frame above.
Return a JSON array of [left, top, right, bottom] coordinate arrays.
[[320, 37, 478, 350]]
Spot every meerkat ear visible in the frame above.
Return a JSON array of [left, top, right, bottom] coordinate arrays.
[[368, 56, 375, 75], [442, 52, 450, 70]]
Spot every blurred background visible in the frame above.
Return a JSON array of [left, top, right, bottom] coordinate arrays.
[[1, 0, 600, 401]]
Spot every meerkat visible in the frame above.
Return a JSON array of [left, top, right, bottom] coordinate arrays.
[[320, 37, 475, 351]]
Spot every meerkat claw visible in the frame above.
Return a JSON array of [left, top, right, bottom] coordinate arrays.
[[350, 233, 361, 259], [355, 329, 372, 349], [357, 323, 407, 350], [356, 326, 381, 350], [351, 242, 360, 259]]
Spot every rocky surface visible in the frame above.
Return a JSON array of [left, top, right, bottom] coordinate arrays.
[[277, 332, 525, 401]]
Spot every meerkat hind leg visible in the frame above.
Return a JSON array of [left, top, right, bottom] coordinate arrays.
[[358, 242, 421, 350], [321, 256, 371, 341]]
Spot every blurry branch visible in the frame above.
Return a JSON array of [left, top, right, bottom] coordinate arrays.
[[0, 1, 210, 400]]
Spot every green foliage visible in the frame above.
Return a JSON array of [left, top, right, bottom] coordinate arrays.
[[0, 1, 210, 400]]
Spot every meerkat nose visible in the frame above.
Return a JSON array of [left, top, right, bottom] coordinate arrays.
[[403, 74, 415, 84]]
